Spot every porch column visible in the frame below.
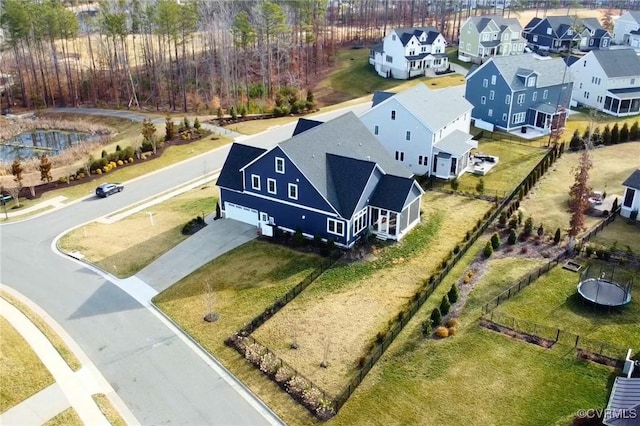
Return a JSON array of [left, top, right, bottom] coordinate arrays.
[[617, 99, 621, 115]]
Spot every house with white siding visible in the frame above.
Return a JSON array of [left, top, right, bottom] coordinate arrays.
[[613, 11, 640, 45], [359, 84, 476, 180], [621, 169, 640, 221], [569, 48, 640, 117], [369, 27, 448, 79]]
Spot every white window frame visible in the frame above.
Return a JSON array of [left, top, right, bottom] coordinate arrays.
[[532, 92, 537, 101], [481, 96, 486, 105], [251, 174, 261, 190], [374, 125, 379, 135], [502, 113, 508, 121], [512, 112, 526, 124], [275, 157, 285, 174], [527, 76, 535, 87], [489, 90, 495, 100], [353, 208, 368, 235], [327, 218, 344, 236], [543, 89, 548, 99], [391, 110, 396, 120], [506, 94, 511, 104], [517, 93, 525, 104], [483, 79, 488, 88], [491, 75, 497, 85], [288, 183, 298, 200], [488, 108, 493, 117], [267, 178, 277, 194], [406, 131, 411, 141]]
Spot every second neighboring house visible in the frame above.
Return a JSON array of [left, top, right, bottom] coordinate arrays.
[[217, 112, 424, 248], [465, 53, 574, 134], [523, 15, 581, 52], [578, 18, 612, 51], [621, 169, 640, 221], [629, 30, 640, 49], [569, 48, 640, 117], [359, 84, 476, 180], [613, 10, 640, 45], [369, 27, 448, 79], [458, 15, 526, 64]]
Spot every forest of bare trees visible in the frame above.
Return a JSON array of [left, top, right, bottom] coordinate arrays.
[[1, 0, 638, 113]]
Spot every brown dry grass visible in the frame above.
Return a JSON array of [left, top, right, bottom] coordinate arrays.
[[58, 184, 216, 278], [0, 291, 81, 371], [0, 317, 55, 412], [510, 8, 613, 28], [252, 193, 493, 395], [92, 394, 126, 426], [591, 219, 640, 254], [519, 142, 640, 235], [43, 407, 83, 426]]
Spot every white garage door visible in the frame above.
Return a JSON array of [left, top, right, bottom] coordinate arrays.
[[224, 202, 259, 226]]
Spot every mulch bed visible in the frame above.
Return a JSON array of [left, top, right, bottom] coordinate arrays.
[[479, 318, 556, 349], [7, 131, 214, 202], [576, 349, 623, 369]]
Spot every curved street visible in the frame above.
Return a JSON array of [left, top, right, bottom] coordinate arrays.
[[0, 103, 368, 425]]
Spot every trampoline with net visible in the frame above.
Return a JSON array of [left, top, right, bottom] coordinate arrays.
[[576, 265, 633, 308]]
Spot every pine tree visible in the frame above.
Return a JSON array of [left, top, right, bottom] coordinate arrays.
[[483, 241, 493, 258], [491, 233, 500, 250], [620, 123, 629, 142], [630, 121, 639, 140], [194, 117, 201, 130], [141, 119, 157, 154], [216, 107, 224, 119], [230, 106, 238, 120], [508, 229, 517, 245], [569, 129, 582, 150], [602, 125, 611, 145], [554, 228, 561, 244], [523, 217, 534, 236], [611, 123, 620, 144], [430, 308, 442, 327]]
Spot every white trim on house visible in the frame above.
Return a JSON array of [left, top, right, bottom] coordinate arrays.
[[327, 218, 345, 236], [288, 183, 298, 200], [275, 157, 285, 174], [251, 174, 261, 190], [267, 178, 277, 194]]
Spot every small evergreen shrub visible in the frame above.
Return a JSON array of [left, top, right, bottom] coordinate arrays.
[[448, 285, 459, 304], [523, 217, 534, 236], [554, 228, 561, 244], [421, 320, 432, 337], [440, 295, 451, 316], [483, 241, 493, 258], [508, 229, 517, 245], [445, 318, 460, 328], [430, 308, 442, 327], [585, 245, 594, 257], [491, 233, 500, 250]]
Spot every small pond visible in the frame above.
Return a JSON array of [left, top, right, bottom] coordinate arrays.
[[0, 130, 94, 162]]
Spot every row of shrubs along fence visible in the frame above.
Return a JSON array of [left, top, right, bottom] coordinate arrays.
[[331, 142, 567, 416], [482, 310, 627, 366], [234, 250, 342, 338], [226, 334, 336, 420], [481, 207, 621, 314]]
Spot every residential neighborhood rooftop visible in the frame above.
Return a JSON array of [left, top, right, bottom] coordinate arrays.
[[590, 49, 640, 78], [622, 169, 640, 190], [394, 26, 440, 46], [481, 54, 572, 89]]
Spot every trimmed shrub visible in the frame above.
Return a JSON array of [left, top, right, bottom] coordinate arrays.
[[554, 228, 561, 244], [448, 285, 459, 304], [537, 224, 544, 237], [508, 217, 518, 229], [585, 245, 594, 257], [101, 150, 108, 158], [450, 177, 459, 191], [498, 211, 507, 226], [611, 123, 620, 145], [292, 228, 305, 247], [445, 318, 460, 328], [440, 295, 451, 316], [491, 233, 500, 250], [621, 123, 630, 142], [447, 327, 457, 336], [421, 320, 432, 337], [476, 178, 485, 194], [483, 241, 493, 258], [435, 326, 449, 338], [430, 308, 442, 327], [508, 229, 517, 245], [630, 121, 639, 140], [523, 217, 534, 236]]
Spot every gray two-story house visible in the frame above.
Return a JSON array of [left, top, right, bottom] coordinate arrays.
[[458, 15, 526, 64], [465, 54, 573, 134]]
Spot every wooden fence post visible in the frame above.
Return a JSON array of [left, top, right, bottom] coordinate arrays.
[[575, 335, 580, 348]]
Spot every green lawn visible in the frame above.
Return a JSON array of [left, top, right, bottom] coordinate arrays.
[[153, 240, 326, 426], [590, 219, 640, 255], [252, 194, 493, 395], [59, 185, 217, 278], [0, 317, 54, 412], [494, 260, 640, 352], [455, 140, 548, 196], [328, 325, 612, 426]]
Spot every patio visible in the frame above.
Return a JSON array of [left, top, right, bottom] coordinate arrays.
[[469, 153, 500, 176]]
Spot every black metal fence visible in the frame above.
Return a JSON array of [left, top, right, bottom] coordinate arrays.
[[578, 207, 621, 247], [482, 255, 567, 314], [483, 310, 627, 363], [235, 251, 342, 337]]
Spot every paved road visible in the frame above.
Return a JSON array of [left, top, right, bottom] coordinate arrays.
[[0, 103, 369, 425]]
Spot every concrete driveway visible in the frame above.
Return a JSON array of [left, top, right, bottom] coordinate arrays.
[[137, 217, 257, 292]]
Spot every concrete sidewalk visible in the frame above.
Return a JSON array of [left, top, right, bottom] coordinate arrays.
[[0, 286, 139, 426], [137, 217, 257, 292]]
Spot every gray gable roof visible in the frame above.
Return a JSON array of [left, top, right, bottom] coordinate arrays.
[[623, 169, 640, 190], [279, 112, 412, 216], [590, 49, 640, 78], [389, 83, 472, 132], [217, 143, 267, 191], [469, 15, 522, 33], [626, 11, 640, 23], [326, 154, 376, 218], [369, 175, 418, 212], [469, 16, 492, 32], [478, 54, 572, 90], [434, 130, 475, 156], [581, 17, 604, 31]]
